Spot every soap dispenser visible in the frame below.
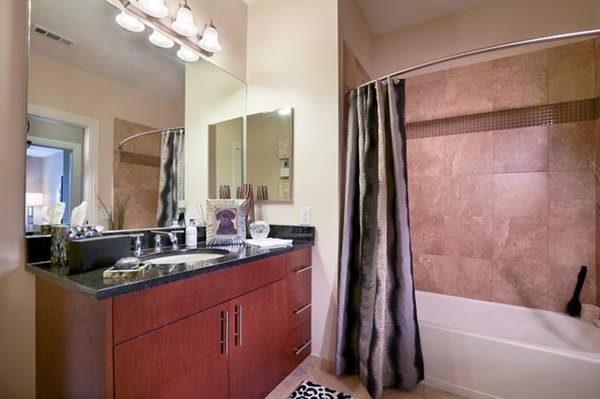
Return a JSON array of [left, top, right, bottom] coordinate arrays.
[[186, 219, 197, 248]]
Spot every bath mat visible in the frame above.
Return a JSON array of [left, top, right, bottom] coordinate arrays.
[[288, 380, 353, 399]]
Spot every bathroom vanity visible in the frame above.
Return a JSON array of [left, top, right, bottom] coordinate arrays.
[[27, 241, 312, 399]]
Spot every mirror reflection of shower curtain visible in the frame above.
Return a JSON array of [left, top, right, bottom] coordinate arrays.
[[156, 128, 185, 227]]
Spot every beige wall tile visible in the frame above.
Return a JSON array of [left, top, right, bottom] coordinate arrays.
[[549, 170, 596, 219], [549, 218, 595, 269], [406, 78, 446, 122], [410, 214, 445, 256], [413, 254, 447, 294], [443, 175, 493, 218], [444, 72, 493, 117], [493, 172, 548, 219], [548, 264, 596, 312], [549, 49, 595, 103], [493, 217, 548, 266], [492, 260, 549, 309], [493, 126, 548, 173], [444, 132, 493, 176], [492, 63, 548, 110], [407, 137, 444, 177], [443, 256, 492, 301], [444, 216, 493, 259], [549, 121, 596, 171]]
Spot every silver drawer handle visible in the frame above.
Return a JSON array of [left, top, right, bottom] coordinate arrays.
[[234, 305, 243, 347], [220, 310, 229, 355], [294, 340, 311, 355], [293, 303, 311, 315], [293, 265, 312, 274]]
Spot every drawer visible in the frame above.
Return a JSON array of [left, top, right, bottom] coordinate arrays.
[[287, 284, 311, 332], [287, 248, 311, 292], [284, 320, 311, 374], [113, 254, 286, 344]]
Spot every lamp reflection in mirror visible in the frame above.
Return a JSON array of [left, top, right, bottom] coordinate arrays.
[[115, 11, 145, 32], [26, 192, 44, 225], [149, 29, 174, 48], [137, 0, 169, 18], [177, 45, 199, 62], [113, 0, 222, 63]]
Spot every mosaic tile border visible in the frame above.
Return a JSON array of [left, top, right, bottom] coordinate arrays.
[[406, 97, 598, 139]]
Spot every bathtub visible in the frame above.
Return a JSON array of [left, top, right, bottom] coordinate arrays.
[[415, 291, 600, 399]]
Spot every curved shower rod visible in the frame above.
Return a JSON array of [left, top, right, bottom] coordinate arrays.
[[354, 28, 600, 90], [117, 127, 184, 150]]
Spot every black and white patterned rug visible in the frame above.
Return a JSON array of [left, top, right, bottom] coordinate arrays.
[[288, 380, 353, 399]]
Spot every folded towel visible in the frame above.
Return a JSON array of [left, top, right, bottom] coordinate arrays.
[[246, 238, 293, 248]]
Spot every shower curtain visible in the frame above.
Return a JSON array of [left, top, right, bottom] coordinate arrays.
[[336, 78, 424, 399], [157, 128, 185, 227]]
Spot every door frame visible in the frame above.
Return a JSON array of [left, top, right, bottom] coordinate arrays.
[[27, 104, 99, 224]]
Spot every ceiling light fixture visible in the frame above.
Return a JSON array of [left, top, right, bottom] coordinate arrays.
[[149, 29, 174, 48], [115, 11, 145, 32], [137, 0, 169, 18], [113, 0, 221, 63], [198, 20, 221, 53], [172, 0, 198, 37], [176, 45, 200, 63]]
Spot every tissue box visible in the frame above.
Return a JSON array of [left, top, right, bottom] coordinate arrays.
[[68, 235, 131, 274]]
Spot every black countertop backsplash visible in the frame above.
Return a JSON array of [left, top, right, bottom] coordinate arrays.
[[25, 225, 314, 300]]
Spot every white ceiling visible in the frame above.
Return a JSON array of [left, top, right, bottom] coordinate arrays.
[[29, 0, 493, 101], [355, 0, 495, 36]]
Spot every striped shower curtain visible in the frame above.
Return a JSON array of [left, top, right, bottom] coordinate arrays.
[[156, 128, 185, 227], [336, 78, 424, 399]]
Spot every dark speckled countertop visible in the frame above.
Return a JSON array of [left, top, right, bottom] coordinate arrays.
[[25, 225, 314, 300]]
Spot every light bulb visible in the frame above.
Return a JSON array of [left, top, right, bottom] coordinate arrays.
[[172, 3, 198, 37], [198, 21, 221, 53], [137, 0, 168, 18], [149, 30, 174, 48], [115, 11, 145, 32], [177, 46, 199, 62]]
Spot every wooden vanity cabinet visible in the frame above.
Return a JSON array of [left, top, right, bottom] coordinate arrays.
[[35, 248, 311, 399]]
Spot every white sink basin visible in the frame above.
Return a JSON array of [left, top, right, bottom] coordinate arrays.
[[148, 252, 226, 265]]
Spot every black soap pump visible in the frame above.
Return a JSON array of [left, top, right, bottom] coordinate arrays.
[[566, 265, 587, 317]]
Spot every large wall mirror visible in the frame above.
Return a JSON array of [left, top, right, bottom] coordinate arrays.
[[27, 0, 246, 232], [208, 107, 294, 202]]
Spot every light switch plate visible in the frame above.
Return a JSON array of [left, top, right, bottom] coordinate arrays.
[[300, 207, 311, 226]]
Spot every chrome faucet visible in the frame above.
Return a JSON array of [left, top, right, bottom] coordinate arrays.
[[151, 230, 184, 252]]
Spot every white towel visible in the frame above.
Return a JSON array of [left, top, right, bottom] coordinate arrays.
[[246, 238, 293, 248]]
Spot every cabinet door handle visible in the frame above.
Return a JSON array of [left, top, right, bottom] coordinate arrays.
[[292, 303, 311, 315], [234, 305, 243, 347], [293, 265, 312, 274], [293, 340, 311, 355], [220, 310, 229, 355]]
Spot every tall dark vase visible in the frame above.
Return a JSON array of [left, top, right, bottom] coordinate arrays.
[[241, 183, 255, 237]]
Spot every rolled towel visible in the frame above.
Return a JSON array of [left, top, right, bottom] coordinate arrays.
[[580, 303, 600, 322], [246, 238, 293, 248]]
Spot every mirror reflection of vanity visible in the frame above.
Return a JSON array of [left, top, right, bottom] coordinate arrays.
[[26, 0, 293, 233]]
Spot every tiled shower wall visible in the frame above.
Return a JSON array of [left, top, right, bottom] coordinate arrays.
[[113, 118, 161, 229], [405, 39, 599, 311]]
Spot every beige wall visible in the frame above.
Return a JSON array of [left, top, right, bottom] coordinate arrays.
[[0, 1, 33, 398], [340, 0, 600, 80], [246, 0, 340, 361]]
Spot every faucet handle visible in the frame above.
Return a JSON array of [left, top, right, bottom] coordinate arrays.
[[154, 233, 162, 253], [131, 234, 143, 257]]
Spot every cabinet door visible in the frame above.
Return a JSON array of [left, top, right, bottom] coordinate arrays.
[[229, 279, 287, 399], [114, 304, 229, 398]]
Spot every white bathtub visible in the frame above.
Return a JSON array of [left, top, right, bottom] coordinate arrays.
[[415, 291, 600, 399]]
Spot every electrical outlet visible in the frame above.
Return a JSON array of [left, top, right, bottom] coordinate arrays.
[[300, 207, 311, 226]]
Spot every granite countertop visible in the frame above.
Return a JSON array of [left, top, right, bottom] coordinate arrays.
[[26, 240, 313, 300]]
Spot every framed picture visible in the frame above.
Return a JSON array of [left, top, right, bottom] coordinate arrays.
[[206, 198, 247, 246]]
